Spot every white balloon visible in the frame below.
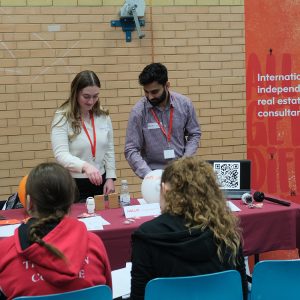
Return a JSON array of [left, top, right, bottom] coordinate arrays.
[[141, 169, 164, 203]]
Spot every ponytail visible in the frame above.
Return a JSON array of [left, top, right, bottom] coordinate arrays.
[[28, 211, 66, 260]]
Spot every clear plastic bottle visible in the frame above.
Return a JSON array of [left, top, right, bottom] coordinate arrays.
[[120, 179, 131, 207]]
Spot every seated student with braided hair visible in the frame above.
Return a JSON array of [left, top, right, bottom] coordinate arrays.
[[0, 162, 112, 300]]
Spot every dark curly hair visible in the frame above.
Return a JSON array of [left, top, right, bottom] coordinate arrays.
[[139, 63, 168, 86]]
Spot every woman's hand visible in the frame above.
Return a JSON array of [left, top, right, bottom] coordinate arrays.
[[82, 162, 103, 186], [103, 178, 115, 195]]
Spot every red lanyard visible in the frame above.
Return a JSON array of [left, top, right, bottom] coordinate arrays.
[[81, 111, 96, 159], [150, 106, 174, 142]]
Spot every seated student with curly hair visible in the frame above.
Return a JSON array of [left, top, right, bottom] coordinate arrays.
[[130, 157, 248, 300], [0, 162, 112, 300]]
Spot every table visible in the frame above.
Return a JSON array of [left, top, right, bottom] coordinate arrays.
[[235, 200, 300, 256], [1, 200, 300, 270]]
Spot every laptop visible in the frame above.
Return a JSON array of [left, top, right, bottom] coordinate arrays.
[[207, 160, 251, 199]]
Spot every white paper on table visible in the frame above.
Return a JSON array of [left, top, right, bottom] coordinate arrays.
[[112, 262, 132, 299], [124, 203, 161, 219], [79, 216, 107, 230], [137, 198, 146, 205], [227, 201, 241, 212], [0, 224, 20, 237], [97, 216, 110, 225]]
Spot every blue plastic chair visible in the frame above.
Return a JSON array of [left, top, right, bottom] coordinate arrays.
[[144, 270, 243, 300], [250, 259, 300, 300], [13, 285, 112, 300]]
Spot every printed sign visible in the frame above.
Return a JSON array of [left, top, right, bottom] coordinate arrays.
[[245, 0, 300, 203], [124, 203, 161, 218]]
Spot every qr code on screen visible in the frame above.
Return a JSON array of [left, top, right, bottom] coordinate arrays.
[[213, 162, 241, 190]]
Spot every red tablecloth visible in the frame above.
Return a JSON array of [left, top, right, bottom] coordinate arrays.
[[1, 200, 300, 270], [234, 200, 300, 256]]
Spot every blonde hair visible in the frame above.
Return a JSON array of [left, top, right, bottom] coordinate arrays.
[[161, 156, 242, 265], [53, 70, 108, 137]]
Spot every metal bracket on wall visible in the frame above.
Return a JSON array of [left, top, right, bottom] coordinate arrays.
[[111, 18, 145, 42]]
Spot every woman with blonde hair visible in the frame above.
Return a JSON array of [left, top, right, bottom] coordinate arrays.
[[0, 162, 112, 300], [51, 70, 116, 202], [130, 156, 248, 300]]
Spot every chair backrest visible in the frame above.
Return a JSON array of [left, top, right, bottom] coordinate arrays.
[[13, 285, 112, 300], [144, 270, 243, 300], [251, 259, 300, 300]]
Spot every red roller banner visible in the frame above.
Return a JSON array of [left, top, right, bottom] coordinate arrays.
[[245, 0, 300, 204]]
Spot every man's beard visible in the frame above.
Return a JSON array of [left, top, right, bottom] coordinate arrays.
[[148, 88, 168, 107]]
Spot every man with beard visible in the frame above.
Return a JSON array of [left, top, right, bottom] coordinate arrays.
[[124, 63, 201, 178]]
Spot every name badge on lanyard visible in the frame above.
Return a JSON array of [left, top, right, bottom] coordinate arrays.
[[81, 111, 97, 163], [164, 149, 175, 159], [150, 107, 175, 160]]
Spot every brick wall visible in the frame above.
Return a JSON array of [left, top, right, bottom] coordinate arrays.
[[0, 0, 246, 199]]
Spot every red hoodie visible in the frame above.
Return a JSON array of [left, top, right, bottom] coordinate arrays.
[[0, 216, 112, 300]]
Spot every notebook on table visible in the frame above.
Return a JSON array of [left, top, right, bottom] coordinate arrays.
[[207, 160, 251, 199]]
